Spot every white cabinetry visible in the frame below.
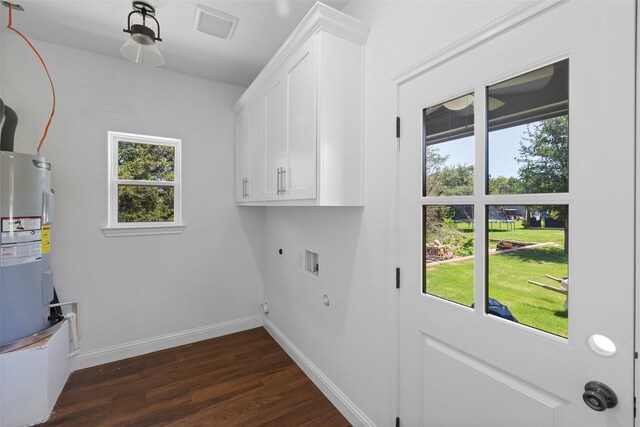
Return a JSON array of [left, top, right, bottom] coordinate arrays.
[[281, 38, 316, 200], [235, 110, 250, 201], [264, 76, 287, 200], [249, 97, 265, 200], [234, 3, 370, 206], [235, 97, 265, 202]]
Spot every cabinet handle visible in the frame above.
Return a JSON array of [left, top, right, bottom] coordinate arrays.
[[276, 168, 281, 195], [281, 168, 287, 194], [242, 178, 248, 198]]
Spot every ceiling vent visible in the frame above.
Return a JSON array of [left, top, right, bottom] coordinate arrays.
[[194, 5, 239, 40]]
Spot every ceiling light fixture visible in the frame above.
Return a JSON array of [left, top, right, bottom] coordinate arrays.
[[121, 1, 163, 66]]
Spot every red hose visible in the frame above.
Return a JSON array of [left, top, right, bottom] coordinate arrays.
[[7, 6, 56, 155]]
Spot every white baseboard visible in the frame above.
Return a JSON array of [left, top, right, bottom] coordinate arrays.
[[71, 315, 263, 371], [263, 317, 376, 427]]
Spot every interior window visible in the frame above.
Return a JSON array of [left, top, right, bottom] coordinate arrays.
[[107, 132, 182, 228]]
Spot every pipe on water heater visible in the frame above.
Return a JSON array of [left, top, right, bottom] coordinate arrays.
[[49, 300, 80, 357], [66, 312, 79, 356], [0, 104, 18, 152]]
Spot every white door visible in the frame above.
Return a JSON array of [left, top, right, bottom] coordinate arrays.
[[398, 2, 635, 426], [235, 112, 250, 202], [286, 38, 317, 200], [248, 97, 265, 201], [264, 77, 287, 200]]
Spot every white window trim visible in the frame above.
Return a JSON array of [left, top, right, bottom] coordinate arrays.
[[102, 131, 184, 237]]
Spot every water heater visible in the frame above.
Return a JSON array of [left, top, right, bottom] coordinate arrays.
[[1, 150, 56, 347]]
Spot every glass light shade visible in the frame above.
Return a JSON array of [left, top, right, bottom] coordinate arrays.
[[444, 94, 474, 111], [120, 37, 164, 66]]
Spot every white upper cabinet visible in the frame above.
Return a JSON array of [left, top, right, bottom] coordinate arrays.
[[235, 112, 250, 202], [264, 77, 288, 200], [248, 97, 265, 201], [233, 3, 370, 206], [284, 38, 317, 200], [235, 96, 265, 202]]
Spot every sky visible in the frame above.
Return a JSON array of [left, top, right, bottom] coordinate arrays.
[[436, 124, 530, 179]]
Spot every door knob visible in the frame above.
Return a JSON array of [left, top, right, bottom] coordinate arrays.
[[583, 381, 617, 412]]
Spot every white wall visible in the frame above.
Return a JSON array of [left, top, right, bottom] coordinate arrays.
[[262, 1, 521, 425], [1, 33, 265, 366]]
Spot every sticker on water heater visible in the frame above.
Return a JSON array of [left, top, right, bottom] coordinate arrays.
[[1, 243, 42, 266], [1, 216, 43, 266], [1, 217, 42, 233], [42, 225, 51, 254]]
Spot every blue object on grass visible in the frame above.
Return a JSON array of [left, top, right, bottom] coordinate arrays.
[[472, 298, 518, 322], [487, 298, 518, 322]]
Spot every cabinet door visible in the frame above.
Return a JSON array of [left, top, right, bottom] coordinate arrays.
[[246, 97, 265, 201], [235, 112, 250, 202], [264, 77, 287, 200], [285, 39, 317, 200]]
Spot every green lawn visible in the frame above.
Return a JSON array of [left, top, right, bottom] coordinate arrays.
[[427, 224, 568, 337], [457, 221, 565, 245], [488, 226, 565, 246]]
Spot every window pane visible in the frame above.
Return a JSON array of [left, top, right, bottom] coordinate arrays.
[[487, 60, 568, 195], [486, 205, 568, 338], [118, 185, 174, 223], [118, 142, 175, 181], [424, 94, 474, 197], [424, 205, 474, 307]]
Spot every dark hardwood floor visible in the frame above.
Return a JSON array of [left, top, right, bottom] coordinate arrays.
[[40, 327, 350, 426]]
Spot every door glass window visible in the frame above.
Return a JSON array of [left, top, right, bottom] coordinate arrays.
[[423, 94, 475, 307], [486, 205, 568, 337], [485, 59, 570, 338], [421, 60, 570, 337], [424, 205, 474, 307], [487, 60, 568, 195], [424, 94, 474, 197]]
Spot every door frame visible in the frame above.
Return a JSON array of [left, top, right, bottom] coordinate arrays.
[[392, 0, 638, 424], [635, 1, 640, 426]]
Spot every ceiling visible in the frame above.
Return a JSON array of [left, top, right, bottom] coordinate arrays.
[[1, 0, 349, 87]]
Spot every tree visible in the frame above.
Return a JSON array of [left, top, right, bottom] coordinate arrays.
[[423, 145, 474, 257], [516, 116, 569, 252], [424, 145, 449, 197], [117, 142, 175, 223], [437, 164, 474, 197], [517, 116, 568, 194], [425, 145, 474, 197], [488, 175, 522, 195], [423, 146, 449, 241]]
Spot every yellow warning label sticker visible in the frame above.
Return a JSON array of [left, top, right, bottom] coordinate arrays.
[[42, 225, 51, 254]]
